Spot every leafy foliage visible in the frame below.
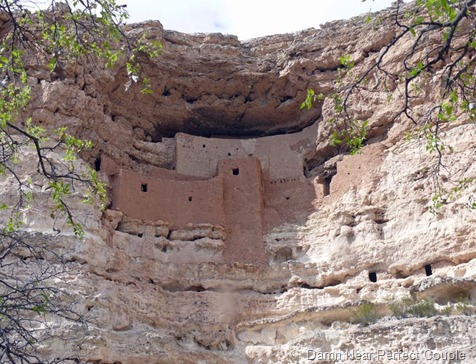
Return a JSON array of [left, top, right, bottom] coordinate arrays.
[[406, 298, 438, 317], [389, 297, 437, 318], [455, 294, 474, 315], [0, 232, 83, 363], [351, 302, 379, 326], [0, 0, 161, 362], [305, 0, 476, 210]]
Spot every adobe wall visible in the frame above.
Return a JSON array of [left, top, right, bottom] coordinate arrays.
[[111, 169, 225, 228], [329, 143, 385, 199], [146, 164, 207, 181], [102, 122, 321, 265], [175, 123, 317, 180], [100, 154, 206, 182], [100, 154, 122, 177], [218, 157, 268, 265], [263, 178, 321, 230]]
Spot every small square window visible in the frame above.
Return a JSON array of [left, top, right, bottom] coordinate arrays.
[[141, 184, 148, 192], [188, 196, 192, 202], [232, 168, 239, 176]]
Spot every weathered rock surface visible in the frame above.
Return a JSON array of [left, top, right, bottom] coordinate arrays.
[[2, 2, 476, 363], [22, 3, 413, 171]]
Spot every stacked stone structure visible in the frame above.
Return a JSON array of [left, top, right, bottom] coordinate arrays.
[[103, 123, 321, 264]]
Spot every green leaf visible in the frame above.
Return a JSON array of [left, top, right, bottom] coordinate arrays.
[[300, 89, 317, 110], [409, 68, 420, 77], [339, 55, 355, 68], [48, 59, 57, 73]]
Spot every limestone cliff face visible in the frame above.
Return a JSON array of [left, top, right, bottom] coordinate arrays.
[[3, 3, 476, 363]]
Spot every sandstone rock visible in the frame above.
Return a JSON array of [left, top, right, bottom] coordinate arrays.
[[169, 224, 226, 241], [154, 224, 169, 238], [102, 209, 123, 230], [116, 217, 144, 236], [2, 2, 476, 363]]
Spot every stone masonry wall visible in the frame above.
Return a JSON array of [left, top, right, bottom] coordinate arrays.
[[105, 124, 320, 264], [10, 5, 476, 361], [175, 123, 317, 180], [263, 178, 321, 229], [111, 169, 225, 228], [218, 157, 267, 265]]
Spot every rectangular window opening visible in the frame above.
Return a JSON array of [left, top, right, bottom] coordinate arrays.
[[424, 264, 432, 276], [232, 168, 239, 176], [141, 183, 148, 192], [323, 176, 333, 196], [369, 271, 377, 283], [94, 157, 101, 171]]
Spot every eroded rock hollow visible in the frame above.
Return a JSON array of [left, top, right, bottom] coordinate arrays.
[[2, 2, 476, 363]]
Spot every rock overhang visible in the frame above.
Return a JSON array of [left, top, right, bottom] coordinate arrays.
[[101, 25, 326, 140]]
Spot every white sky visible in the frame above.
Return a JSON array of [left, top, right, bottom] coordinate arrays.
[[125, 0, 395, 40]]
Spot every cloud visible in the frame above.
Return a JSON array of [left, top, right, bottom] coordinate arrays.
[[126, 0, 394, 40], [127, 0, 230, 34], [213, 21, 227, 31]]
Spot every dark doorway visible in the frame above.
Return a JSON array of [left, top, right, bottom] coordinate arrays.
[[323, 175, 333, 196], [94, 157, 101, 171], [424, 264, 432, 276]]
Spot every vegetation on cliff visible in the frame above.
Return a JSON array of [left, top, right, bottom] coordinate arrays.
[[0, 0, 474, 362], [0, 1, 159, 362], [304, 0, 476, 210]]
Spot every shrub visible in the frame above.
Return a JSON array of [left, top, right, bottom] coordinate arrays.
[[441, 306, 452, 316], [352, 303, 378, 326], [408, 299, 437, 317], [389, 298, 414, 319], [455, 294, 473, 315], [389, 298, 437, 318]]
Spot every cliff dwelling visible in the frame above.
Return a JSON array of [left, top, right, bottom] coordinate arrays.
[[4, 1, 476, 362], [102, 122, 322, 265]]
